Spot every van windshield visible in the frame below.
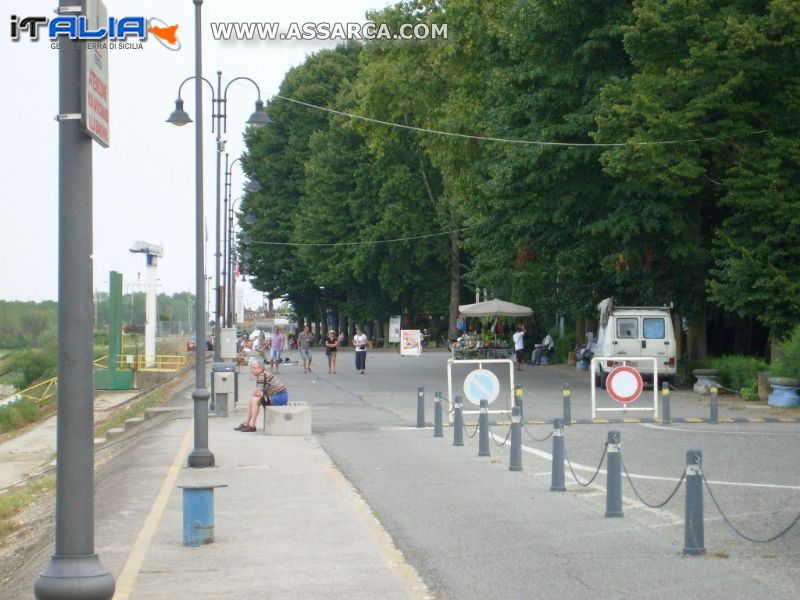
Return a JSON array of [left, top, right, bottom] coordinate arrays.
[[643, 318, 666, 339]]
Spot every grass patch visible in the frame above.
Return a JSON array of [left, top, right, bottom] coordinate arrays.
[[0, 399, 40, 434], [94, 384, 174, 438], [0, 476, 55, 541]]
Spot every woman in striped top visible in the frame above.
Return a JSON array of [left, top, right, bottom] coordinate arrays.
[[236, 360, 289, 432]]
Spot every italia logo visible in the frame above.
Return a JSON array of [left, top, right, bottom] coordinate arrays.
[[10, 14, 181, 50]]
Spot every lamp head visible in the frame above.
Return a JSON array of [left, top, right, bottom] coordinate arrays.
[[246, 100, 272, 127], [246, 179, 262, 193], [166, 98, 192, 126], [246, 211, 257, 225]]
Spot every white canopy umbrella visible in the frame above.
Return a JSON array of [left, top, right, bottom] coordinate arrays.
[[458, 298, 533, 318]]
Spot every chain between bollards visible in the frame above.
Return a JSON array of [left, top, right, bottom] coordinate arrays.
[[478, 399, 490, 457], [709, 386, 718, 424], [550, 418, 566, 492], [434, 391, 443, 437], [416, 386, 425, 428], [683, 449, 705, 556], [562, 384, 571, 424], [605, 431, 623, 518], [661, 381, 671, 425], [452, 396, 464, 447]]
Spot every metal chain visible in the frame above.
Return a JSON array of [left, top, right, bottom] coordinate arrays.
[[703, 474, 800, 543], [463, 420, 480, 439], [563, 437, 607, 487], [488, 423, 512, 446], [619, 452, 686, 509], [521, 423, 553, 443]]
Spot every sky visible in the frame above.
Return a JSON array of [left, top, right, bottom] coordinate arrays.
[[0, 0, 391, 309]]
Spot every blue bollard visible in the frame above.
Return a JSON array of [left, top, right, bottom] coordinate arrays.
[[710, 386, 718, 424], [562, 384, 572, 425], [417, 387, 425, 428], [179, 484, 227, 546], [509, 406, 522, 472], [661, 382, 671, 425]]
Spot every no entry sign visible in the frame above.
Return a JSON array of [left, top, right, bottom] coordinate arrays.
[[606, 365, 644, 404]]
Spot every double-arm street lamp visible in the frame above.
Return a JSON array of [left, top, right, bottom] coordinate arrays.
[[167, 72, 269, 365]]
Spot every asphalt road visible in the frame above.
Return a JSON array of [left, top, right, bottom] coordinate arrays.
[[311, 351, 800, 599]]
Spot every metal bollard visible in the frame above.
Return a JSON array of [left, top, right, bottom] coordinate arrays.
[[683, 450, 705, 556], [605, 431, 623, 518], [710, 386, 718, 424], [550, 418, 566, 492], [453, 396, 464, 447], [179, 484, 228, 546], [509, 406, 522, 472], [562, 384, 571, 424], [661, 382, 671, 425], [416, 387, 425, 428], [434, 392, 443, 437], [514, 385, 524, 421], [478, 399, 490, 457]]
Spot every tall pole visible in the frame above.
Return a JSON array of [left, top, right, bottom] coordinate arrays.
[[35, 1, 115, 598], [222, 154, 230, 327], [188, 0, 214, 468], [213, 71, 223, 361]]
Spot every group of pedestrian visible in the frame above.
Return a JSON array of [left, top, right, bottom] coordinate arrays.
[[512, 323, 555, 369], [236, 324, 373, 432]]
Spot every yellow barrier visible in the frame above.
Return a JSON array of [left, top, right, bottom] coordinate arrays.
[[115, 355, 187, 372], [0, 376, 58, 407]]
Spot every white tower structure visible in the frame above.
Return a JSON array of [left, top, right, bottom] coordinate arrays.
[[129, 241, 164, 367]]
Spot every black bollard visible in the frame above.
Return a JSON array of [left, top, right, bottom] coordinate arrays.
[[434, 392, 443, 437], [605, 431, 623, 518], [661, 381, 671, 425], [683, 450, 705, 556], [416, 387, 425, 428], [562, 384, 571, 424], [509, 406, 522, 472], [550, 418, 566, 492], [453, 396, 464, 447], [478, 399, 490, 457], [514, 385, 524, 421], [710, 386, 718, 424]]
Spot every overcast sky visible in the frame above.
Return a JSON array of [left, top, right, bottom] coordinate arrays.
[[1, 0, 389, 307]]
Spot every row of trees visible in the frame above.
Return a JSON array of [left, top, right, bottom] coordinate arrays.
[[239, 0, 800, 357]]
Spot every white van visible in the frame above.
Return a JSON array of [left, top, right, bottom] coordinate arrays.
[[594, 298, 677, 388]]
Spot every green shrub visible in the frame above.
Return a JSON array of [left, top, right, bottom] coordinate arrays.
[[0, 399, 39, 433], [776, 325, 800, 378], [702, 355, 769, 393], [554, 331, 576, 364], [8, 350, 57, 389]]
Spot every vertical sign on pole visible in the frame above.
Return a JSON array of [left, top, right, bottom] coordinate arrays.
[[81, 0, 110, 148]]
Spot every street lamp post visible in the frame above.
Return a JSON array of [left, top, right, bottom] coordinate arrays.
[[223, 155, 260, 327], [166, 4, 269, 466], [168, 73, 269, 362]]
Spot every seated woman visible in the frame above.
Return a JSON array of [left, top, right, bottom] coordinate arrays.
[[236, 359, 289, 432]]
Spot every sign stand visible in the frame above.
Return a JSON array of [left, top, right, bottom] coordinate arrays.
[[590, 357, 659, 420], [447, 358, 515, 422]]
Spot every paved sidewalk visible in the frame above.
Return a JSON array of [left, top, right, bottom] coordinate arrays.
[[108, 367, 429, 600]]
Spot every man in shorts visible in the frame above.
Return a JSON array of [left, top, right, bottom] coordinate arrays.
[[513, 323, 526, 372], [298, 324, 315, 373], [269, 326, 285, 373]]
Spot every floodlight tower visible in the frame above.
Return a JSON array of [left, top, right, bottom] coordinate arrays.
[[129, 241, 164, 367]]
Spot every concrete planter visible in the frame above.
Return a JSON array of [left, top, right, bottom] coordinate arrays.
[[693, 369, 719, 395], [767, 377, 800, 408]]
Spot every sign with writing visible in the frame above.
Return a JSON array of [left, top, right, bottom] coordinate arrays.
[[81, 0, 110, 147], [389, 316, 401, 343]]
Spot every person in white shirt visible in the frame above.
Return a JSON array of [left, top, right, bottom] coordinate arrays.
[[512, 324, 526, 371], [533, 332, 555, 365], [353, 327, 368, 374]]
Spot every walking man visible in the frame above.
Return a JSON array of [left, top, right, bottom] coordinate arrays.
[[269, 326, 285, 373], [298, 324, 315, 373]]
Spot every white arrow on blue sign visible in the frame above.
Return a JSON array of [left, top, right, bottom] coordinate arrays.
[[463, 369, 501, 406]]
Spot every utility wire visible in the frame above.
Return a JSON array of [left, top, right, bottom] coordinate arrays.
[[246, 227, 467, 247], [275, 94, 771, 148]]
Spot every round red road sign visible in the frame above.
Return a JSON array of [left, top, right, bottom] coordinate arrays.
[[606, 365, 644, 403]]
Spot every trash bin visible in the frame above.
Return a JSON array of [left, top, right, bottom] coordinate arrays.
[[210, 362, 238, 416]]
